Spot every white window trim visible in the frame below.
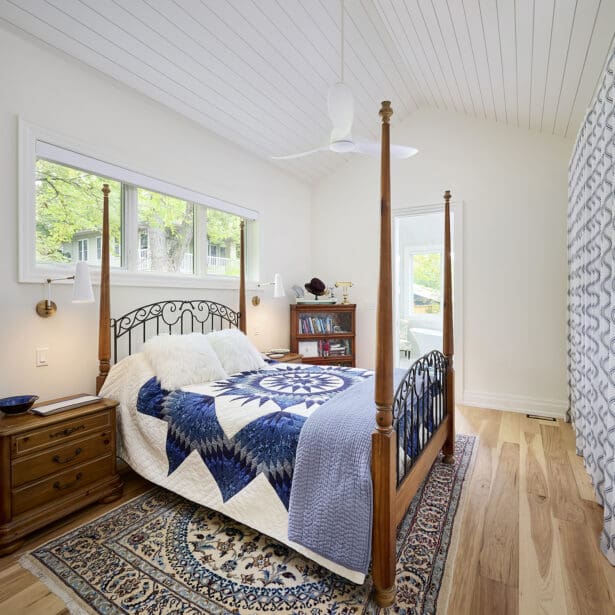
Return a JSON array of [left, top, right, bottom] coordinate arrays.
[[18, 119, 260, 289]]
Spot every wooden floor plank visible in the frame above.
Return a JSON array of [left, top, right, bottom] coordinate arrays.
[[557, 517, 615, 615], [519, 430, 569, 615], [478, 442, 519, 587], [446, 441, 492, 614], [579, 499, 615, 606], [567, 449, 599, 502], [3, 580, 60, 614], [541, 424, 586, 524], [470, 574, 518, 615], [499, 412, 521, 445], [0, 564, 39, 603]]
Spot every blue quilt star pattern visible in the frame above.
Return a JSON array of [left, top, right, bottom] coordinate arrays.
[[136, 365, 372, 509]]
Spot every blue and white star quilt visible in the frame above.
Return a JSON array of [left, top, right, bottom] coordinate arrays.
[[137, 364, 372, 509]]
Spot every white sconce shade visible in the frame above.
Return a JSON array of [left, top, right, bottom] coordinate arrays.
[[72, 262, 95, 303], [273, 273, 285, 298]]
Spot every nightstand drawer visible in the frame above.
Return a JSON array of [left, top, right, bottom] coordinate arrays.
[[12, 454, 115, 516], [12, 431, 113, 487], [12, 410, 111, 457]]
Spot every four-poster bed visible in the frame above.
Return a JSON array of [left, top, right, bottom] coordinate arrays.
[[95, 101, 455, 607]]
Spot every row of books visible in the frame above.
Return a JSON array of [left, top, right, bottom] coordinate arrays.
[[317, 339, 351, 357], [299, 316, 346, 334]]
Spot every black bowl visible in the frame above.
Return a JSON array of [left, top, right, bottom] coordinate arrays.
[[0, 395, 39, 415]]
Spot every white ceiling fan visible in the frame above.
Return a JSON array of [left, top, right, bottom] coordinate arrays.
[[271, 0, 418, 161]]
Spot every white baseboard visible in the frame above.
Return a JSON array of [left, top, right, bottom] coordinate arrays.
[[461, 390, 568, 419]]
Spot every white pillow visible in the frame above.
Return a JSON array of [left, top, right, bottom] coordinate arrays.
[[207, 329, 266, 375], [143, 333, 228, 390]]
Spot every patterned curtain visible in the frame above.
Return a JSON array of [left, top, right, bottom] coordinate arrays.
[[568, 45, 615, 565]]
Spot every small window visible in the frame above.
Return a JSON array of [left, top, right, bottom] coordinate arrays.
[[78, 238, 88, 262], [206, 209, 241, 276], [411, 253, 442, 314], [35, 159, 121, 265], [137, 189, 194, 274], [96, 236, 102, 260]]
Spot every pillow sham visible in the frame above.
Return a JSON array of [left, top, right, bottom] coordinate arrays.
[[207, 328, 266, 375], [143, 333, 227, 390]]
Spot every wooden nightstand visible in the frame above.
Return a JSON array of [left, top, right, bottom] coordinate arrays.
[[0, 397, 123, 555], [270, 353, 303, 364]]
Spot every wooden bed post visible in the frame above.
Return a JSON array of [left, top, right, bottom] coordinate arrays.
[[96, 184, 111, 394], [371, 101, 396, 608], [442, 190, 455, 464], [238, 219, 247, 334]]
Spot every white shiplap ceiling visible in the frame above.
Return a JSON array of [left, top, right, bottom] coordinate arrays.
[[1, 0, 613, 184]]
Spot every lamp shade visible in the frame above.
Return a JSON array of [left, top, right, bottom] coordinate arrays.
[[72, 262, 95, 303], [273, 273, 285, 298]]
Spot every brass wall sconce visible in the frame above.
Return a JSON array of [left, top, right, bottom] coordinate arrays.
[[36, 262, 95, 317], [252, 273, 285, 306]]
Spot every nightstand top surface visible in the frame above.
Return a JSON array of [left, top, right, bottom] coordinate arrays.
[[0, 396, 118, 435]]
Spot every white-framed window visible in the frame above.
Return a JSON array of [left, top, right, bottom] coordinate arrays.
[[19, 120, 260, 288], [78, 238, 88, 262]]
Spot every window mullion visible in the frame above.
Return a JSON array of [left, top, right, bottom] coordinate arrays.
[[194, 205, 208, 277], [123, 184, 138, 272]]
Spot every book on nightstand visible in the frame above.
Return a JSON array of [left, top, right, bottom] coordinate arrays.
[[31, 394, 102, 416]]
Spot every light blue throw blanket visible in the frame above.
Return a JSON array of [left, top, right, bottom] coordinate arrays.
[[288, 369, 406, 575]]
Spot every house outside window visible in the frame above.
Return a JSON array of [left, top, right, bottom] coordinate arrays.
[[96, 236, 102, 260]]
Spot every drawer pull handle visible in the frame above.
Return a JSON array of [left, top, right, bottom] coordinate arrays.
[[52, 448, 82, 464], [53, 473, 82, 491], [50, 425, 85, 438]]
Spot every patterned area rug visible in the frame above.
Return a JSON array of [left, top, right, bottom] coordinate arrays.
[[21, 434, 476, 615]]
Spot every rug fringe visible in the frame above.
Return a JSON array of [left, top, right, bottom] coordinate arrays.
[[436, 437, 480, 614], [19, 554, 95, 615]]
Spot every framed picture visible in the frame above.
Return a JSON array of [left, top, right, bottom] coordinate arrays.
[[298, 340, 319, 358]]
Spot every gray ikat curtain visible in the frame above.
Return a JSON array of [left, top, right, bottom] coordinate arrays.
[[568, 45, 615, 565]]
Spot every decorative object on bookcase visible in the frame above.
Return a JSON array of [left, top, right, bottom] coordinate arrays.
[[291, 285, 305, 298], [290, 303, 356, 367], [335, 281, 353, 305], [304, 277, 327, 300]]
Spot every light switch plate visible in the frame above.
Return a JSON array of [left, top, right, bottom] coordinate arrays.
[[36, 347, 49, 367]]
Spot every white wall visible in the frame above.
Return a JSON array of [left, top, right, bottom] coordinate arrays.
[[311, 108, 573, 418], [0, 27, 311, 399]]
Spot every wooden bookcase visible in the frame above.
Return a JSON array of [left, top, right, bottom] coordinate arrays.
[[290, 304, 356, 367]]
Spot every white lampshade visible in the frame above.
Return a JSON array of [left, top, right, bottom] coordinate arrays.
[[273, 273, 285, 298], [72, 262, 95, 303]]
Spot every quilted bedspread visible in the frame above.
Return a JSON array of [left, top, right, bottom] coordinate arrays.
[[136, 364, 372, 510], [100, 356, 373, 583]]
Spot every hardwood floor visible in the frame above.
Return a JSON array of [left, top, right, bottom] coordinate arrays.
[[0, 406, 613, 614], [448, 406, 615, 615]]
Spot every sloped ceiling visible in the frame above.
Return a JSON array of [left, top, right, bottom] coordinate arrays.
[[1, 0, 613, 184]]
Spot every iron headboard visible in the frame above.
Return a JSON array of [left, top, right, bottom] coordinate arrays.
[[111, 299, 240, 363]]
